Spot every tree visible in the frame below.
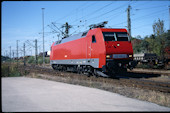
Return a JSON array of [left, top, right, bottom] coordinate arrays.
[[141, 39, 149, 53], [152, 18, 165, 36], [131, 36, 142, 53], [152, 18, 166, 57], [162, 31, 170, 57], [164, 31, 170, 48], [136, 35, 142, 39]]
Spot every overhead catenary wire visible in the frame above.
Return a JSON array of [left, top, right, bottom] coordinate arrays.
[[87, 2, 129, 23], [52, 1, 93, 23], [110, 8, 168, 27], [83, 1, 138, 25], [133, 18, 169, 30], [71, 1, 115, 24], [71, 1, 138, 32], [39, 1, 137, 37], [45, 1, 99, 32]]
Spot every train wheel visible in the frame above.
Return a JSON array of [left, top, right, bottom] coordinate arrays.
[[52, 64, 59, 71], [77, 66, 83, 74], [92, 69, 98, 77]]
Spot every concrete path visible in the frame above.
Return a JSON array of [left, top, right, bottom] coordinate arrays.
[[2, 77, 170, 112]]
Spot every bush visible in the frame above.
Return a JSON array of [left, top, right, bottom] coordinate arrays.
[[27, 56, 35, 64], [1, 63, 21, 77], [1, 64, 9, 77], [38, 58, 43, 65], [25, 56, 49, 65], [45, 57, 50, 64], [37, 57, 50, 64]]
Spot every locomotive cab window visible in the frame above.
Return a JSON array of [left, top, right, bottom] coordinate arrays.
[[102, 32, 116, 41], [116, 32, 129, 41], [103, 32, 129, 41], [92, 35, 96, 43]]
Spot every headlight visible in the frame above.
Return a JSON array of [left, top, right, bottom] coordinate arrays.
[[106, 55, 111, 58], [129, 54, 133, 58]]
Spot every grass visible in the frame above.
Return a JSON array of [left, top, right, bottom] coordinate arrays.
[[1, 63, 29, 77], [27, 56, 50, 65]]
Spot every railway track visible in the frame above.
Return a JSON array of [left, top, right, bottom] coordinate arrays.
[[18, 64, 170, 93], [128, 68, 170, 76], [118, 78, 170, 93]]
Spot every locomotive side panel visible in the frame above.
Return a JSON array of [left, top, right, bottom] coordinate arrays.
[[51, 37, 86, 61], [50, 32, 102, 68]]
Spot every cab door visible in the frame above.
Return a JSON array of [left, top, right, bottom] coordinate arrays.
[[86, 36, 92, 63], [91, 35, 97, 58], [86, 35, 97, 58]]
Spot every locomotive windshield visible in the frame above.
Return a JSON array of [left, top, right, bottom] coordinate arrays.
[[103, 32, 129, 41]]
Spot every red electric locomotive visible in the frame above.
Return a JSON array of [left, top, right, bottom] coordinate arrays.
[[50, 24, 136, 77]]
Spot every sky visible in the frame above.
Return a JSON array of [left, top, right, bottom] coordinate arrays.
[[2, 0, 170, 57]]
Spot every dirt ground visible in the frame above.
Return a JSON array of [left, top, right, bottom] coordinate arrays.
[[128, 68, 170, 76], [141, 75, 170, 83]]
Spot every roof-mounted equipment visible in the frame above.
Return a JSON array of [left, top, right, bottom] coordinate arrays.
[[89, 21, 108, 29]]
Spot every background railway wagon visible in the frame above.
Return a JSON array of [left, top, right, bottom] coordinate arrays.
[[134, 53, 170, 69], [134, 53, 158, 63]]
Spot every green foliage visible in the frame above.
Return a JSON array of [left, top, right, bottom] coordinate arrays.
[[45, 57, 50, 64], [152, 18, 165, 36], [1, 63, 21, 77], [38, 57, 43, 65], [1, 56, 10, 62], [27, 56, 35, 64], [132, 18, 169, 57], [140, 39, 149, 53], [133, 43, 142, 53], [132, 31, 169, 57], [37, 57, 50, 65]]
